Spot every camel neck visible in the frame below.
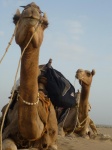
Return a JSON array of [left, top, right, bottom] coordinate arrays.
[[19, 46, 39, 102], [80, 86, 90, 102], [79, 86, 91, 119], [18, 45, 42, 140]]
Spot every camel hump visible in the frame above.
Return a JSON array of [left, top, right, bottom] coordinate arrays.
[[47, 58, 52, 68], [43, 66, 76, 108]]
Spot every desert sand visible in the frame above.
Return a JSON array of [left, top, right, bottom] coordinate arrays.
[[57, 126, 112, 150], [0, 126, 112, 150]]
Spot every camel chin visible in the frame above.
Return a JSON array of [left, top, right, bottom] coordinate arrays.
[[15, 17, 40, 46]]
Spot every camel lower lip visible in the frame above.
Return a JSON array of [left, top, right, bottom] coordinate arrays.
[[75, 75, 81, 80], [23, 16, 40, 20], [75, 74, 78, 78]]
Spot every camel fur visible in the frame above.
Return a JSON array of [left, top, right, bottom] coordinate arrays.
[[74, 91, 98, 137], [2, 2, 58, 150], [75, 69, 97, 138]]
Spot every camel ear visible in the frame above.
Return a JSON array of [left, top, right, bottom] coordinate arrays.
[[16, 9, 21, 15], [41, 13, 49, 29], [13, 9, 21, 25], [91, 69, 95, 76]]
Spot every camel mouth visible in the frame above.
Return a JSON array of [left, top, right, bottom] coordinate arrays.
[[75, 73, 83, 82], [14, 2, 47, 46], [75, 73, 80, 79], [20, 5, 42, 22], [75, 74, 78, 79], [13, 2, 48, 28], [21, 16, 40, 20], [75, 69, 84, 80]]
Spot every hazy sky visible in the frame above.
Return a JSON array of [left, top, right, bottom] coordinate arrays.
[[0, 0, 112, 125]]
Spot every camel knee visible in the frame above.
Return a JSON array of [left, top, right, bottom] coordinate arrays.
[[48, 143, 58, 150], [58, 125, 65, 137], [2, 138, 17, 150]]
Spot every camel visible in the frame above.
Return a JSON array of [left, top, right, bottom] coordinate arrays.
[[2, 2, 58, 150], [39, 65, 98, 138], [39, 59, 78, 137], [75, 69, 97, 138]]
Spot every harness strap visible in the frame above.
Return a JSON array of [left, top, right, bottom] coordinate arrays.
[[75, 116, 89, 131], [17, 93, 39, 105]]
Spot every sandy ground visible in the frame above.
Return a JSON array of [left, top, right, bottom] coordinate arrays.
[[0, 127, 112, 150], [57, 127, 112, 150]]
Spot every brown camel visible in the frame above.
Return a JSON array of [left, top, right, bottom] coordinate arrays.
[[2, 2, 58, 150], [39, 59, 78, 137], [75, 69, 96, 138]]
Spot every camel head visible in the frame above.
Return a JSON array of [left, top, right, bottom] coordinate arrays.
[[13, 2, 48, 48], [75, 69, 95, 86]]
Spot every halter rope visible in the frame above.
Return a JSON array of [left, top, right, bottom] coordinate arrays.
[[0, 21, 19, 64]]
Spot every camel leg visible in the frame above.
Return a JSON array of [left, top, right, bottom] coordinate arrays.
[[58, 125, 66, 137], [58, 106, 78, 136], [2, 138, 17, 150], [48, 141, 58, 150], [89, 118, 98, 135]]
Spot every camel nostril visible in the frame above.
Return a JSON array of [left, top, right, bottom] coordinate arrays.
[[42, 143, 47, 148]]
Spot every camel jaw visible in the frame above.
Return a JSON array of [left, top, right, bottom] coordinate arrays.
[[75, 71, 88, 86], [20, 8, 41, 21], [20, 2, 42, 25], [75, 72, 84, 80], [20, 2, 42, 19], [75, 73, 90, 86]]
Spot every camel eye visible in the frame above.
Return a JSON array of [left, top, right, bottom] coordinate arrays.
[[44, 130, 47, 134], [86, 72, 91, 77]]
